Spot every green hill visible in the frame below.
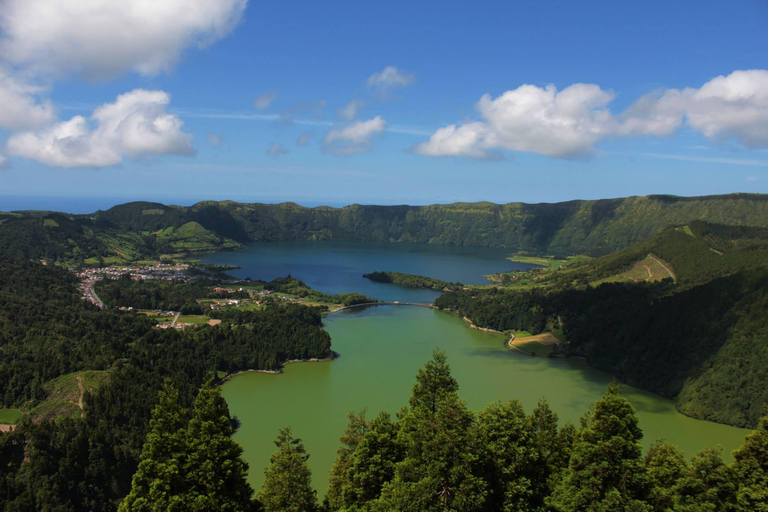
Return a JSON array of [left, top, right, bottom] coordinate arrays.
[[436, 221, 768, 428], [4, 193, 768, 263]]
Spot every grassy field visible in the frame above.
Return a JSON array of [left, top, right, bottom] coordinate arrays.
[[590, 255, 674, 286], [177, 314, 210, 325], [27, 370, 111, 421], [488, 254, 592, 289], [514, 341, 553, 356], [509, 331, 562, 356], [0, 408, 23, 424]]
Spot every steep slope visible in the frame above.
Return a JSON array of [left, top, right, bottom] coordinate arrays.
[[84, 193, 768, 257]]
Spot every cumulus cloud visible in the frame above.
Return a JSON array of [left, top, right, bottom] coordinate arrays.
[[415, 70, 768, 160], [0, 73, 55, 131], [0, 69, 55, 131], [254, 91, 277, 110], [338, 99, 365, 120], [7, 89, 195, 168], [207, 133, 222, 147], [0, 0, 247, 79], [324, 116, 386, 155], [415, 83, 616, 159], [367, 66, 415, 97], [297, 132, 312, 147], [266, 141, 289, 157], [684, 69, 768, 147]]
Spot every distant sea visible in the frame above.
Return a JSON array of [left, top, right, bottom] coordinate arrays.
[[0, 196, 356, 214]]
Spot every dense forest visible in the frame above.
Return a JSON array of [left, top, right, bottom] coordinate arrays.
[[0, 258, 331, 509], [116, 351, 768, 511], [4, 194, 768, 264], [436, 222, 768, 428]]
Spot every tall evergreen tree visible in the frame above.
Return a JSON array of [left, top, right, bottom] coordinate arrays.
[[326, 410, 370, 511], [643, 440, 687, 512], [119, 382, 188, 512], [379, 350, 486, 511], [475, 399, 538, 511], [258, 426, 318, 512], [344, 411, 403, 510], [528, 399, 575, 508], [548, 383, 651, 511], [182, 379, 255, 511], [733, 415, 768, 510], [673, 448, 736, 512], [120, 380, 255, 512]]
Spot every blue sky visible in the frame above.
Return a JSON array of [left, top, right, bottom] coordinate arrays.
[[0, 0, 767, 209]]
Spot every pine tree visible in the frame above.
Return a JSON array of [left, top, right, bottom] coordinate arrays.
[[181, 379, 255, 511], [733, 415, 768, 510], [344, 411, 403, 509], [257, 426, 318, 512], [476, 399, 538, 511], [119, 382, 188, 512], [548, 383, 651, 511], [326, 410, 370, 511], [674, 447, 736, 512], [120, 380, 255, 512], [528, 399, 575, 508], [379, 350, 487, 511], [644, 440, 687, 511]]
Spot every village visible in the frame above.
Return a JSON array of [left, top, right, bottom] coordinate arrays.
[[73, 264, 312, 330]]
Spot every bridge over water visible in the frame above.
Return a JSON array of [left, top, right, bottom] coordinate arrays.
[[332, 301, 435, 312]]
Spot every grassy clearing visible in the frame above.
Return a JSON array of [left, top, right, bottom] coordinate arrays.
[[514, 341, 553, 356], [0, 408, 23, 424], [590, 255, 674, 286], [683, 225, 695, 237], [28, 370, 111, 421], [177, 314, 210, 325], [517, 332, 561, 346]]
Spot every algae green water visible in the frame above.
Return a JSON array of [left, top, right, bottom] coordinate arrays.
[[223, 305, 750, 495]]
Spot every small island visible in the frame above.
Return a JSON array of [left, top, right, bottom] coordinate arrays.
[[362, 270, 461, 291]]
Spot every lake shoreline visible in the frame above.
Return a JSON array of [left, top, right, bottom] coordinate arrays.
[[219, 350, 340, 382]]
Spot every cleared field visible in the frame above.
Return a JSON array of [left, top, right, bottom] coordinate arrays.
[[177, 314, 210, 325], [514, 341, 552, 356], [0, 408, 22, 424], [590, 255, 674, 285], [28, 370, 110, 421]]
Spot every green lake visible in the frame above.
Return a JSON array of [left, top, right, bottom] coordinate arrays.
[[210, 241, 752, 495]]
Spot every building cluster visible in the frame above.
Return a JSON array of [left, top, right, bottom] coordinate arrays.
[[77, 263, 191, 282]]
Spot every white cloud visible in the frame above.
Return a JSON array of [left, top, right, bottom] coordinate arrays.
[[338, 99, 365, 120], [0, 69, 55, 131], [297, 132, 311, 147], [367, 66, 415, 97], [416, 70, 768, 160], [415, 83, 616, 159], [266, 141, 289, 157], [0, 0, 247, 79], [207, 133, 222, 147], [7, 89, 195, 168], [254, 91, 277, 110], [324, 116, 386, 155], [684, 70, 768, 147]]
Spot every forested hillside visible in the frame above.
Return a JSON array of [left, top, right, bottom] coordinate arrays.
[[0, 258, 331, 509], [92, 194, 768, 256], [436, 222, 768, 428], [4, 193, 768, 263]]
